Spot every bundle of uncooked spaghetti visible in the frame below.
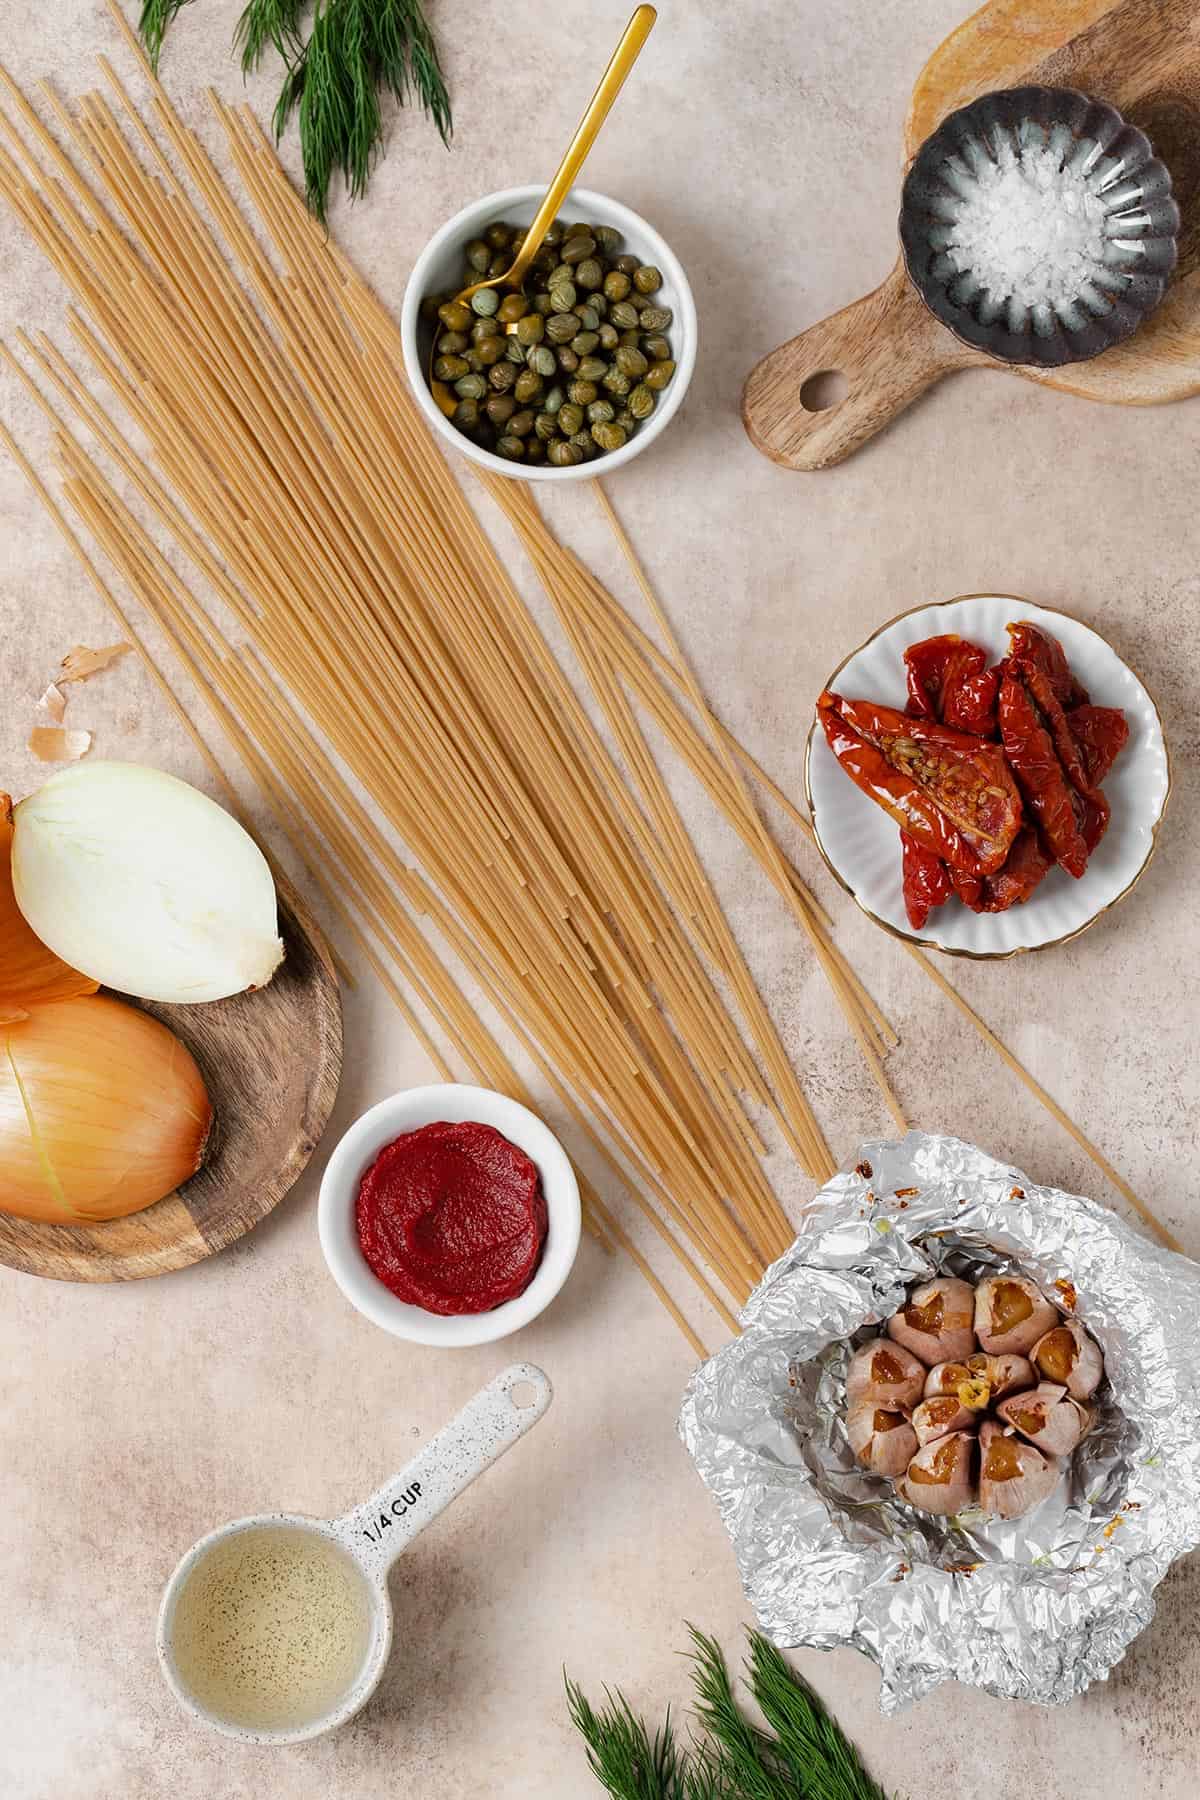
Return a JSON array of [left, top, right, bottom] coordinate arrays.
[[0, 14, 896, 1345]]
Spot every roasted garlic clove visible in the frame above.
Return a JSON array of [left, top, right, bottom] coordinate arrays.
[[846, 1402, 919, 1477], [978, 1419, 1062, 1520], [912, 1394, 975, 1446], [924, 1360, 973, 1398], [846, 1338, 926, 1410], [887, 1277, 976, 1367], [1031, 1320, 1104, 1399], [896, 1429, 977, 1516], [996, 1382, 1092, 1457], [973, 1274, 1060, 1356], [966, 1351, 1035, 1400]]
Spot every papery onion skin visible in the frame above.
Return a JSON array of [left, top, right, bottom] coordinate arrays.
[[12, 762, 284, 1005], [0, 995, 212, 1222], [0, 793, 97, 1018]]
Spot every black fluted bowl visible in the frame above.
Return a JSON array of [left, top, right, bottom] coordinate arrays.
[[900, 86, 1179, 367]]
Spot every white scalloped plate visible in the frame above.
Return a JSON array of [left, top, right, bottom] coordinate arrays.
[[805, 595, 1170, 958]]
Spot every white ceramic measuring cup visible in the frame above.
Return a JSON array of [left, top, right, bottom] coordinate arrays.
[[157, 1362, 552, 1743]]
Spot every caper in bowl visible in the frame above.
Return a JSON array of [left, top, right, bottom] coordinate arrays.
[[401, 185, 696, 483]]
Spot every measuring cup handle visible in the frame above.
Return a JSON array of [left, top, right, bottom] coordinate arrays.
[[741, 261, 988, 471], [333, 1363, 552, 1577]]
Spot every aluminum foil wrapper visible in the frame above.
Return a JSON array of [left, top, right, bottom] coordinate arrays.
[[679, 1131, 1200, 1712]]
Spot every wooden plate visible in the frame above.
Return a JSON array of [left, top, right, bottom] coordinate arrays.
[[743, 0, 1200, 468], [0, 880, 342, 1282]]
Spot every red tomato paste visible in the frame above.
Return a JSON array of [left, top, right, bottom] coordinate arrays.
[[355, 1120, 547, 1315]]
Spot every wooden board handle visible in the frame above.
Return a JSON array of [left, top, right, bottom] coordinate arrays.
[[742, 262, 985, 470]]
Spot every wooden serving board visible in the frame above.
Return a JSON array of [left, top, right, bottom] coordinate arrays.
[[743, 0, 1200, 469], [0, 879, 342, 1282]]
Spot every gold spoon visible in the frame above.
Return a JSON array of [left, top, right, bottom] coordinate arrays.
[[430, 4, 657, 412]]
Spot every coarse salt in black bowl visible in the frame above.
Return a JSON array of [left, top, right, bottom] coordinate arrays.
[[900, 86, 1180, 366]]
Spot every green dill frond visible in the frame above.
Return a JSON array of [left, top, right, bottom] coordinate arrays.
[[235, 0, 308, 72], [287, 0, 357, 219], [140, 0, 452, 218], [272, 55, 306, 140], [137, 0, 195, 72], [375, 0, 452, 146], [566, 1676, 690, 1800], [745, 1634, 887, 1800], [685, 1628, 794, 1800], [341, 0, 379, 197], [277, 0, 453, 221], [568, 1630, 891, 1800], [682, 1758, 727, 1800]]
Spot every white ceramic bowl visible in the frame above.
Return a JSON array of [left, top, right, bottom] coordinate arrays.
[[318, 1084, 581, 1346], [805, 594, 1170, 958], [400, 184, 696, 483]]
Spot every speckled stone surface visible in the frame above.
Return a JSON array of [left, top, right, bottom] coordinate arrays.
[[1, 2, 1198, 1795]]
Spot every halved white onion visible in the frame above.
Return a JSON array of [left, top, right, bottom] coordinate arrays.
[[12, 762, 283, 1004]]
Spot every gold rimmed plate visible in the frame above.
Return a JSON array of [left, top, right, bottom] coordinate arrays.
[[804, 594, 1170, 959]]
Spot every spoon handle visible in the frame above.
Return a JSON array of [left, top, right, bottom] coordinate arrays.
[[507, 5, 657, 290], [333, 1363, 552, 1577]]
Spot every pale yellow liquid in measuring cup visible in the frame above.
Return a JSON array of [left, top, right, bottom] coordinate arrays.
[[170, 1525, 373, 1731]]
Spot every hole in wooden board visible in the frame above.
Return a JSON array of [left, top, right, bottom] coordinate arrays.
[[800, 369, 848, 411], [510, 1380, 538, 1410]]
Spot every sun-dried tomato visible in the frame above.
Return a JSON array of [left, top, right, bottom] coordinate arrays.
[[998, 669, 1090, 879], [818, 692, 1022, 874], [901, 830, 952, 929], [1069, 706, 1130, 788], [904, 634, 1000, 735], [1006, 621, 1089, 707], [980, 827, 1055, 912]]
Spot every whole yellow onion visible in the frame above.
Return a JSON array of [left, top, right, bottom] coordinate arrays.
[[0, 995, 212, 1222]]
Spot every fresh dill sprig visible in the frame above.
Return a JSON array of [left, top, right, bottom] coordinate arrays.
[[686, 1629, 796, 1800], [235, 0, 306, 72], [276, 0, 364, 217], [137, 0, 194, 72], [567, 1629, 891, 1800], [140, 0, 452, 220], [376, 0, 452, 145], [746, 1633, 888, 1800], [275, 0, 453, 221], [341, 0, 380, 199], [566, 1680, 691, 1800]]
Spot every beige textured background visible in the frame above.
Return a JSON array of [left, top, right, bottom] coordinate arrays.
[[1, 1, 1198, 1794]]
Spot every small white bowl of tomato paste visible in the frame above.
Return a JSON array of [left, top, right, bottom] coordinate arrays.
[[317, 1084, 581, 1347]]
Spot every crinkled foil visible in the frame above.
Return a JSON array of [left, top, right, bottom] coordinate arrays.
[[678, 1131, 1200, 1711]]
